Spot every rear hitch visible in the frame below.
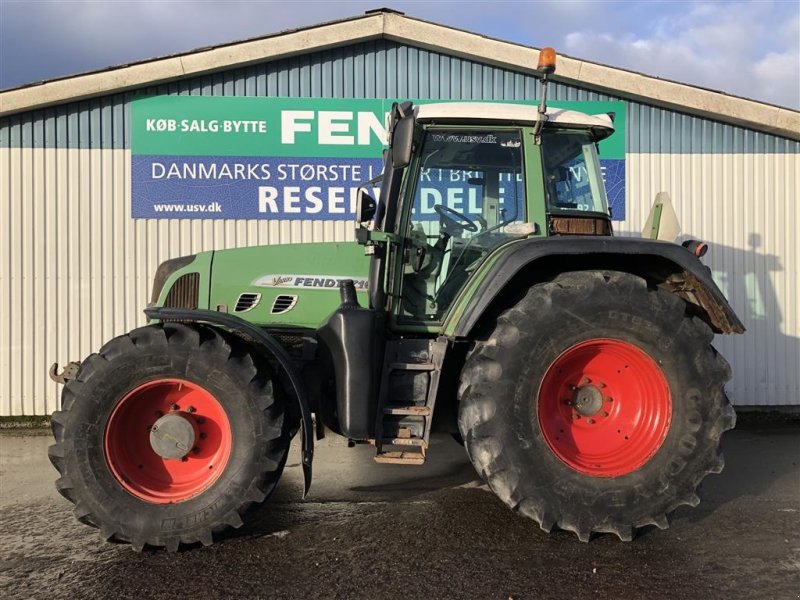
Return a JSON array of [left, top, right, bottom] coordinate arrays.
[[49, 361, 81, 385]]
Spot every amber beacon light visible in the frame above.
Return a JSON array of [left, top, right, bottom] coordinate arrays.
[[534, 47, 557, 142], [537, 47, 557, 75]]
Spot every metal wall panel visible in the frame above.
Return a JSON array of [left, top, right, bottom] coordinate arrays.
[[0, 39, 798, 415], [0, 146, 350, 416], [620, 153, 799, 405]]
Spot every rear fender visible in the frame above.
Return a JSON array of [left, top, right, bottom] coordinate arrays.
[[446, 237, 745, 338]]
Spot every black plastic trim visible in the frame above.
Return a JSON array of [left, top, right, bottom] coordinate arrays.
[[453, 236, 745, 337], [144, 307, 315, 496], [317, 288, 384, 441]]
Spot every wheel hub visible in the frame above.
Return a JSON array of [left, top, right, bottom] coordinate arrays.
[[571, 385, 604, 417], [149, 412, 196, 459], [537, 339, 672, 477], [104, 378, 232, 503]]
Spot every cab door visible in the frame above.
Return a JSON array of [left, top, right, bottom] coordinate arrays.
[[390, 127, 528, 328]]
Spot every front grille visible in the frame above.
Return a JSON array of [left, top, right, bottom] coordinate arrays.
[[151, 255, 196, 303], [164, 272, 199, 309], [234, 293, 261, 312]]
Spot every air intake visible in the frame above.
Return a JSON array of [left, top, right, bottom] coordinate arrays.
[[271, 295, 298, 314], [234, 293, 261, 313], [164, 273, 199, 309]]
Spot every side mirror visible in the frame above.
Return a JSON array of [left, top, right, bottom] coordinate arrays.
[[391, 115, 414, 169], [356, 188, 377, 222]]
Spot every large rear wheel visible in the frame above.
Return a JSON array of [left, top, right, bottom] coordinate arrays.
[[458, 270, 735, 541], [49, 323, 289, 551]]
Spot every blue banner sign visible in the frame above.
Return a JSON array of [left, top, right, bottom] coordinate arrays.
[[131, 97, 626, 220]]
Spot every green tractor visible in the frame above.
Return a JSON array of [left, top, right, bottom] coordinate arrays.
[[49, 50, 743, 550]]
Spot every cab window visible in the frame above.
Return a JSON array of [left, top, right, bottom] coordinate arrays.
[[541, 130, 609, 214], [400, 129, 525, 321]]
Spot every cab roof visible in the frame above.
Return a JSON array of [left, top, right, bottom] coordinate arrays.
[[415, 102, 615, 138]]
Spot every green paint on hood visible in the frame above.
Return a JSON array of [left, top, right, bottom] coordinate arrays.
[[209, 242, 370, 328]]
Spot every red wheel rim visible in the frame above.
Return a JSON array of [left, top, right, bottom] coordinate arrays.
[[104, 378, 232, 503], [537, 339, 671, 477]]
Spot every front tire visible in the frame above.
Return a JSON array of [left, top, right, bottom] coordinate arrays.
[[458, 270, 735, 541], [49, 323, 289, 551]]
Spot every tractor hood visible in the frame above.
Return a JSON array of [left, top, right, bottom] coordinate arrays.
[[208, 242, 370, 329]]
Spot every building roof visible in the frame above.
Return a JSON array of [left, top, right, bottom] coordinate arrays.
[[1, 9, 798, 139]]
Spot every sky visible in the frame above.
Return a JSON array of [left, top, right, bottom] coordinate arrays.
[[0, 0, 798, 109]]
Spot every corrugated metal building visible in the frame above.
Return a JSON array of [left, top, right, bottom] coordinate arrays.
[[1, 9, 799, 416]]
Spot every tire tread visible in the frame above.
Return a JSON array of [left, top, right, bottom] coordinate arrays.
[[49, 323, 289, 552], [459, 269, 736, 542]]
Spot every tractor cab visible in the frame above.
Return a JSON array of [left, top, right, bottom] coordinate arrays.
[[357, 99, 616, 322]]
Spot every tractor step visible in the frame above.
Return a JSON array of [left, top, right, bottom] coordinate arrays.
[[374, 451, 426, 465], [388, 362, 435, 371], [374, 338, 448, 466], [383, 406, 431, 416], [381, 437, 426, 447]]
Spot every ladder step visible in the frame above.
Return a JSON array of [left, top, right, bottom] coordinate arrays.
[[383, 406, 431, 416], [374, 451, 426, 465], [381, 437, 426, 447], [389, 362, 435, 371]]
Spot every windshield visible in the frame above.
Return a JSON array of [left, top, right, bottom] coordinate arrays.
[[541, 130, 609, 214], [400, 128, 526, 321]]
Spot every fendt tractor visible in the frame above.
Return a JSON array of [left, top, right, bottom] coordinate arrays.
[[49, 49, 744, 550]]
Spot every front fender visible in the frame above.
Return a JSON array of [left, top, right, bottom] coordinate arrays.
[[144, 307, 315, 496], [444, 236, 745, 338]]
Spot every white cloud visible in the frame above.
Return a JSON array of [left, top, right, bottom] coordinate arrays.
[[562, 1, 800, 108], [1, 0, 798, 109]]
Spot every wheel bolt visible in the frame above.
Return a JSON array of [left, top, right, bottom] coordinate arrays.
[[196, 417, 206, 425], [192, 446, 200, 454], [568, 384, 577, 391], [199, 432, 207, 440], [186, 406, 196, 413], [572, 414, 580, 420], [170, 403, 180, 411], [181, 456, 188, 462], [587, 418, 595, 425], [606, 397, 614, 403], [602, 411, 609, 417]]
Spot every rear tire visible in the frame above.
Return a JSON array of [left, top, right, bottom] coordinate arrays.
[[49, 323, 289, 551], [458, 270, 735, 541]]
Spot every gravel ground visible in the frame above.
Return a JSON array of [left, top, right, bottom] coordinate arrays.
[[1, 420, 798, 600]]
